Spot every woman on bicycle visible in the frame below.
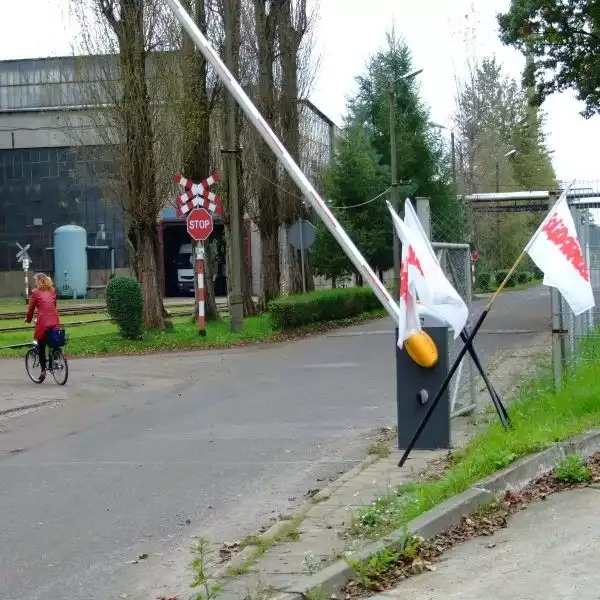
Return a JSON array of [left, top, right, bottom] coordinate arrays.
[[24, 273, 60, 381]]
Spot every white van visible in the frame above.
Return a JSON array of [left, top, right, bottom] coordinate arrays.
[[176, 243, 195, 295]]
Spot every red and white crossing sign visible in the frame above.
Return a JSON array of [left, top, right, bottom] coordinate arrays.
[[173, 171, 221, 337], [187, 207, 213, 241], [174, 172, 223, 217]]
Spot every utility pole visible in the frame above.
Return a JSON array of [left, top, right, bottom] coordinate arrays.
[[223, 0, 244, 332], [390, 86, 400, 299]]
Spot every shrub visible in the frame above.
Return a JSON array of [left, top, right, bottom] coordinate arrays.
[[495, 269, 517, 288], [533, 266, 543, 280], [516, 271, 530, 285], [475, 272, 491, 291], [268, 287, 380, 330], [106, 276, 144, 339]]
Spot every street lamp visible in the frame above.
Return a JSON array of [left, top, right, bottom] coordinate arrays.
[[430, 122, 457, 191], [495, 149, 518, 193], [391, 68, 423, 299]]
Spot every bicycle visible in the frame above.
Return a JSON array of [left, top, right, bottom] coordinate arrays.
[[25, 327, 69, 386]]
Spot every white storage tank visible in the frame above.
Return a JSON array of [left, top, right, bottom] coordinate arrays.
[[54, 225, 88, 298]]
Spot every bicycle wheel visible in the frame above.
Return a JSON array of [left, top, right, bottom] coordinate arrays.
[[50, 348, 69, 385], [25, 347, 43, 383]]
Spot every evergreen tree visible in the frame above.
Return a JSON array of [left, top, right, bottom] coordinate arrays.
[[312, 125, 389, 283], [347, 32, 459, 241]]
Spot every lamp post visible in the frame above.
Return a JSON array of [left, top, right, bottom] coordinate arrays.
[[495, 149, 517, 193], [430, 122, 456, 191], [391, 68, 423, 300]]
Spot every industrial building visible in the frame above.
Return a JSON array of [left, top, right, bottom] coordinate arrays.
[[0, 55, 336, 297]]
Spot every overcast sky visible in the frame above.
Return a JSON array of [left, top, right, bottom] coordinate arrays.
[[1, 0, 599, 183]]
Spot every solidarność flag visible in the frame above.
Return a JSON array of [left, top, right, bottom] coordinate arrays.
[[525, 181, 595, 316], [387, 201, 423, 347], [403, 199, 469, 338]]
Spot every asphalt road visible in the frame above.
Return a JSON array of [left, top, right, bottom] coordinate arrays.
[[0, 286, 550, 600]]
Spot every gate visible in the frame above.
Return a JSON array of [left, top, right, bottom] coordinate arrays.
[[432, 242, 476, 417]]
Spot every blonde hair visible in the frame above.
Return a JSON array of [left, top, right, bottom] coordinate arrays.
[[34, 273, 54, 293]]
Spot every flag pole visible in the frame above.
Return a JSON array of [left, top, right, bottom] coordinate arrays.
[[398, 250, 526, 467]]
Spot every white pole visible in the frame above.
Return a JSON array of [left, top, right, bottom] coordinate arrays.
[[163, 0, 401, 325]]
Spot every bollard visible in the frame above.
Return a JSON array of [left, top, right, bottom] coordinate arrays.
[[396, 306, 450, 450]]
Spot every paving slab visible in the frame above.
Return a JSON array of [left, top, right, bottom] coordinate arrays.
[[378, 488, 600, 600]]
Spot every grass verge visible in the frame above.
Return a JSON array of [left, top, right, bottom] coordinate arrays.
[[343, 452, 600, 598], [0, 310, 386, 358], [350, 341, 600, 539]]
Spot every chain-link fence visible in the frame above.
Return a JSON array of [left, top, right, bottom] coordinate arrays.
[[431, 242, 476, 417], [558, 182, 600, 375]]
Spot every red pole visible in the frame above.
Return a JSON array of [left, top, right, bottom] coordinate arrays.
[[196, 242, 206, 336]]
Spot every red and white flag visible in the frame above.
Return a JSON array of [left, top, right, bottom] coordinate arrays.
[[525, 181, 594, 316], [403, 200, 469, 338], [387, 201, 424, 347]]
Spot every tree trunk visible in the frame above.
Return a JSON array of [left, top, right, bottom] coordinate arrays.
[[255, 0, 281, 305], [241, 222, 257, 316], [135, 226, 166, 329], [260, 224, 280, 308], [180, 0, 218, 321], [277, 0, 313, 293], [116, 0, 165, 330]]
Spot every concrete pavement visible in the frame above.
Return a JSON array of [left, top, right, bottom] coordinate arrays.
[[0, 287, 550, 600], [372, 488, 600, 600]]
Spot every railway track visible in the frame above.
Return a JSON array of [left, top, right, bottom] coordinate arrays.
[[0, 309, 204, 334], [0, 303, 197, 322]]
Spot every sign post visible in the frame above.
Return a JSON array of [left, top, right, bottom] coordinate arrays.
[[186, 207, 214, 336], [16, 242, 32, 302], [289, 220, 317, 294]]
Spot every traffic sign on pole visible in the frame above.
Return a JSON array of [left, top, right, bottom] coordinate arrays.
[[472, 249, 479, 262], [186, 207, 214, 241]]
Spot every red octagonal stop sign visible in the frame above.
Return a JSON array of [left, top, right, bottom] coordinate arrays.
[[186, 207, 214, 241]]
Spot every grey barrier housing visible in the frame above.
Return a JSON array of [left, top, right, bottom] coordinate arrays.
[[396, 308, 450, 450]]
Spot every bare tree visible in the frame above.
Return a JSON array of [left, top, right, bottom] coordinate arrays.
[[220, 0, 258, 317], [68, 0, 183, 329], [253, 0, 281, 307], [179, 0, 219, 321], [277, 0, 315, 293]]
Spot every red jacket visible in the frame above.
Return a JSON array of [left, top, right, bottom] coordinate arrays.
[[26, 289, 60, 340]]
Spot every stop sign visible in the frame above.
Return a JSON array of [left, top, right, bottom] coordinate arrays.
[[186, 207, 213, 241]]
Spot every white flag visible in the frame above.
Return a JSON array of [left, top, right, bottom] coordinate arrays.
[[525, 181, 594, 316], [387, 201, 423, 347], [403, 200, 469, 338]]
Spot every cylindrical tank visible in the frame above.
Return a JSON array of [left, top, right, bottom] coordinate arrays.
[[53, 225, 88, 299]]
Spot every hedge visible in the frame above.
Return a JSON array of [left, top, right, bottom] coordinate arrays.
[[495, 269, 516, 288], [268, 287, 381, 330], [475, 272, 492, 291]]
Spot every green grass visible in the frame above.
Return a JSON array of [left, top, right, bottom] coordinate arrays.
[[0, 310, 385, 358], [350, 343, 600, 539]]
